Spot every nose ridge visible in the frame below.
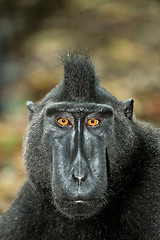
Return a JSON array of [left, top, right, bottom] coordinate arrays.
[[71, 152, 88, 185], [71, 118, 88, 185], [72, 152, 88, 185]]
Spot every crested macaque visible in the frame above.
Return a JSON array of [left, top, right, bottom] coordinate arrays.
[[0, 53, 160, 240]]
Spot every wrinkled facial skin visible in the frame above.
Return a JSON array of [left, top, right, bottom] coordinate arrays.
[[43, 102, 115, 219]]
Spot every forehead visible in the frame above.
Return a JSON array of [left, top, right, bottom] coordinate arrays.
[[46, 102, 113, 115]]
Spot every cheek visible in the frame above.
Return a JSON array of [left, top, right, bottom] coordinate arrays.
[[24, 139, 53, 190]]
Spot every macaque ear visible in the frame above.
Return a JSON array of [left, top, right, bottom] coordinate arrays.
[[123, 99, 134, 121], [26, 101, 35, 121]]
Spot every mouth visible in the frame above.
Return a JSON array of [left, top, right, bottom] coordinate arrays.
[[55, 198, 104, 219]]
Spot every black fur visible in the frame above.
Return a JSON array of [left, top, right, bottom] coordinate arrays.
[[0, 53, 160, 240]]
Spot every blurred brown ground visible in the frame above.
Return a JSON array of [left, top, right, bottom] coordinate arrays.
[[0, 0, 160, 215]]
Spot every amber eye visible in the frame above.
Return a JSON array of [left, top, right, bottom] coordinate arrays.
[[57, 118, 69, 126], [88, 119, 99, 126]]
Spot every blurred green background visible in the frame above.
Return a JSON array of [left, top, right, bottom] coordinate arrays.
[[0, 0, 160, 215]]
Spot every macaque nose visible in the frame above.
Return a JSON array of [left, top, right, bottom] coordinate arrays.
[[72, 173, 87, 185]]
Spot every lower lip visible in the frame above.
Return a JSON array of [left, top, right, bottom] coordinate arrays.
[[55, 199, 104, 218]]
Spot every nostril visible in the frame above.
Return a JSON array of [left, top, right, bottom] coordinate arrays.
[[81, 174, 87, 182], [72, 174, 78, 182], [72, 173, 87, 184]]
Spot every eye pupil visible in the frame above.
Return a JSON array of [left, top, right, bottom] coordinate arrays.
[[62, 119, 65, 123], [91, 120, 95, 123]]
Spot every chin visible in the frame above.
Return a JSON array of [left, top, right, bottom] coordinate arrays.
[[55, 198, 105, 219]]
